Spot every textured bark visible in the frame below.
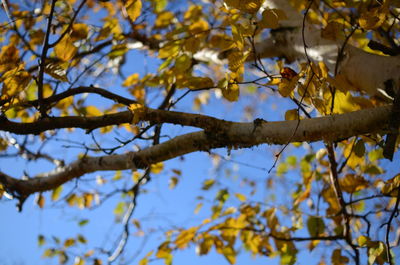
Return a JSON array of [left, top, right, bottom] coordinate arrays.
[[258, 0, 400, 98], [0, 105, 392, 198]]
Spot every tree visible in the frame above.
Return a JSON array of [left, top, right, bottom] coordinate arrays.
[[0, 0, 399, 264]]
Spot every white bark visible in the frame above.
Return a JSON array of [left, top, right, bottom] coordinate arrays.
[[258, 0, 400, 97]]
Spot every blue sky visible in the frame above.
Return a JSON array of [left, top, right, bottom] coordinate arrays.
[[1, 1, 400, 265]]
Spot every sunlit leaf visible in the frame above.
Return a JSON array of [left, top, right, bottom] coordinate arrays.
[[154, 11, 174, 28], [36, 193, 45, 208], [150, 162, 164, 174], [54, 35, 78, 61], [125, 0, 142, 22], [51, 185, 63, 201], [359, 7, 388, 30]]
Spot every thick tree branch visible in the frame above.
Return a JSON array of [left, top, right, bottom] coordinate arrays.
[[0, 105, 394, 198], [0, 105, 393, 136]]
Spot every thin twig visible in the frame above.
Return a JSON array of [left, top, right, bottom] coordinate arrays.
[[37, 0, 57, 117]]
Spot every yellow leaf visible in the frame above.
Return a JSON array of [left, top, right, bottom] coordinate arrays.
[[66, 194, 77, 206], [327, 90, 359, 114], [128, 103, 146, 124], [169, 176, 179, 189], [138, 257, 148, 265], [331, 249, 349, 265], [123, 73, 140, 87], [83, 193, 94, 208], [278, 77, 298, 97], [225, 0, 262, 13], [44, 62, 69, 82], [209, 34, 234, 51], [85, 106, 102, 116], [228, 51, 247, 72], [158, 42, 180, 59], [180, 76, 214, 90], [285, 109, 300, 121], [150, 162, 164, 174], [54, 35, 78, 61], [64, 238, 76, 248], [188, 19, 209, 34], [51, 186, 63, 201], [194, 202, 203, 214], [184, 5, 202, 21], [174, 54, 192, 73], [359, 6, 388, 30], [175, 227, 198, 249], [71, 23, 89, 41], [36, 193, 45, 208], [231, 24, 244, 50], [125, 0, 142, 22], [29, 29, 45, 45], [260, 8, 287, 29], [1, 66, 31, 96], [0, 45, 20, 73], [155, 244, 173, 265], [234, 193, 247, 202], [154, 11, 174, 28], [357, 235, 370, 247], [221, 82, 240, 102], [222, 246, 236, 264]]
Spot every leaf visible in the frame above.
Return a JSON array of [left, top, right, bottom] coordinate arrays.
[[0, 44, 20, 72], [54, 35, 78, 61], [175, 227, 198, 249], [188, 19, 209, 34], [354, 139, 365, 157], [36, 193, 45, 208], [359, 6, 388, 30], [156, 243, 173, 265], [180, 76, 214, 90], [128, 103, 146, 124], [225, 0, 262, 14], [51, 185, 63, 201], [66, 194, 77, 206], [154, 11, 174, 28], [285, 109, 300, 121], [125, 0, 142, 22], [64, 238, 76, 248], [221, 81, 240, 102], [44, 62, 69, 82], [1, 66, 31, 96], [158, 42, 180, 59], [114, 202, 125, 216], [77, 234, 87, 244], [78, 219, 89, 226], [222, 246, 236, 264], [278, 76, 299, 97], [332, 249, 350, 265], [169, 176, 179, 189], [340, 174, 369, 193], [307, 216, 325, 237], [202, 179, 215, 190], [38, 235, 46, 247], [71, 23, 89, 41], [357, 235, 370, 247], [234, 193, 246, 202], [150, 162, 164, 174], [260, 8, 287, 29], [84, 106, 102, 117], [194, 202, 203, 214]]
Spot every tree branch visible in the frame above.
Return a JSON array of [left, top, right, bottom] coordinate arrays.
[[0, 105, 394, 198]]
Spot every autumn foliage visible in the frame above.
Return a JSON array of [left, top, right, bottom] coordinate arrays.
[[0, 0, 400, 265]]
